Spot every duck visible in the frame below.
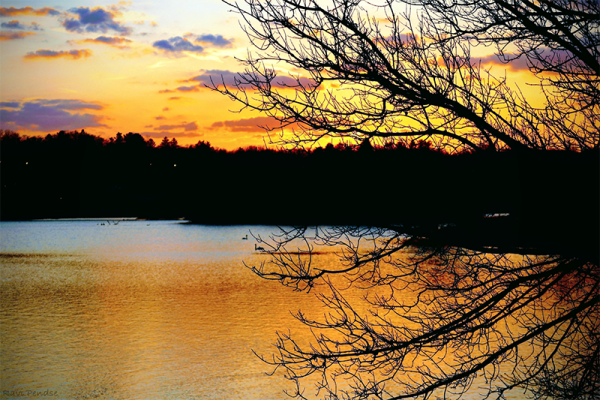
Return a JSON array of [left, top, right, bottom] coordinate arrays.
[[242, 234, 248, 240], [255, 243, 266, 252]]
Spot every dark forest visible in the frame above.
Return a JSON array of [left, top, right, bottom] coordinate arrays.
[[1, 129, 597, 261]]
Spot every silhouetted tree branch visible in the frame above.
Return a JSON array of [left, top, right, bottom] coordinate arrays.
[[248, 226, 599, 399], [215, 0, 599, 152], [216, 0, 600, 398]]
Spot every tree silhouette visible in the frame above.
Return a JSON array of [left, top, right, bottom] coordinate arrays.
[[247, 226, 599, 399], [215, 0, 598, 152], [215, 0, 600, 398]]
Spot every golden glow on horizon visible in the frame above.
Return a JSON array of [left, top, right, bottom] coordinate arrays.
[[0, 0, 545, 150]]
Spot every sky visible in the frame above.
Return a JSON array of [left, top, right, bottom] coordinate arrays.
[[0, 0, 284, 149], [0, 1, 539, 150]]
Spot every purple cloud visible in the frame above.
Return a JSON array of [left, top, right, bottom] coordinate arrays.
[[195, 34, 232, 47], [209, 116, 286, 132], [1, 20, 25, 29], [0, 31, 34, 40], [153, 36, 203, 53], [154, 121, 198, 131], [0, 99, 105, 132], [141, 131, 202, 139], [175, 85, 199, 92], [188, 69, 319, 89], [34, 99, 103, 110], [62, 7, 132, 35], [79, 36, 132, 48], [479, 54, 530, 71], [0, 102, 20, 108], [188, 69, 244, 86]]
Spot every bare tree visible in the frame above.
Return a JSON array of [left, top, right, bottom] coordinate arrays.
[[248, 226, 599, 399], [213, 0, 599, 398], [214, 0, 599, 152]]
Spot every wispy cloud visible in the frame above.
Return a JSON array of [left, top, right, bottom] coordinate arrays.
[[209, 116, 286, 133], [0, 99, 105, 132], [75, 36, 132, 49], [158, 85, 199, 94], [1, 20, 34, 30], [153, 36, 204, 54], [153, 32, 234, 57], [141, 131, 202, 139], [0, 31, 35, 41], [62, 6, 132, 35], [436, 53, 531, 72], [187, 69, 319, 90], [0, 7, 60, 17], [185, 33, 233, 48], [24, 49, 92, 60], [154, 121, 198, 131], [478, 54, 530, 71], [2, 19, 24, 29]]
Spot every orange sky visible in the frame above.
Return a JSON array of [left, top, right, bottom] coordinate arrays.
[[0, 1, 540, 150]]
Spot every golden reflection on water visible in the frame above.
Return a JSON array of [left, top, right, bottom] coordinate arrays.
[[1, 222, 545, 400], [0, 222, 330, 399]]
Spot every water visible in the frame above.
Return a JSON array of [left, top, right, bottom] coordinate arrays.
[[0, 221, 541, 400], [0, 221, 325, 399]]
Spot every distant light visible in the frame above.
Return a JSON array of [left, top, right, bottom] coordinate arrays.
[[174, 164, 177, 167], [25, 162, 28, 165]]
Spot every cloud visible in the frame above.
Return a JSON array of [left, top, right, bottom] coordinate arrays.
[[24, 49, 92, 60], [187, 69, 319, 89], [62, 7, 132, 35], [436, 53, 531, 72], [77, 36, 132, 48], [0, 31, 35, 40], [141, 131, 202, 139], [1, 20, 43, 30], [175, 85, 199, 92], [162, 107, 170, 112], [153, 36, 203, 54], [33, 99, 103, 110], [0, 99, 105, 132], [1, 20, 25, 29], [479, 54, 530, 71], [168, 97, 181, 101], [155, 116, 166, 120], [209, 116, 286, 133], [0, 102, 20, 108], [193, 33, 232, 47], [0, 7, 60, 17], [158, 85, 199, 94], [154, 121, 198, 131]]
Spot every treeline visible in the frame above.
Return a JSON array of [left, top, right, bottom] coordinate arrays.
[[1, 129, 598, 256], [0, 129, 443, 156]]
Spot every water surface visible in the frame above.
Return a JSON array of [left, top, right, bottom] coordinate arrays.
[[1, 221, 322, 399]]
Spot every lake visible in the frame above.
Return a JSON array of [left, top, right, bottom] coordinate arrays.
[[1, 220, 539, 400], [1, 220, 334, 399]]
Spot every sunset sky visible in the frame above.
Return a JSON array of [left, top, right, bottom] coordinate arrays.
[[0, 1, 539, 150], [0, 0, 280, 149]]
